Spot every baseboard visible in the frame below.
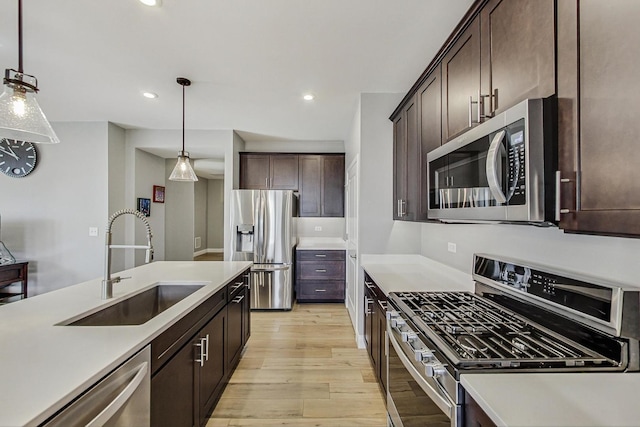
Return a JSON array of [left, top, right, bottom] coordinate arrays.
[[194, 248, 224, 257], [356, 334, 366, 349]]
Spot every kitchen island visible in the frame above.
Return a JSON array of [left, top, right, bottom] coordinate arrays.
[[0, 260, 251, 427]]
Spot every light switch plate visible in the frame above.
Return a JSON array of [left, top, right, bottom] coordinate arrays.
[[447, 242, 457, 253], [314, 226, 322, 231], [89, 227, 99, 237]]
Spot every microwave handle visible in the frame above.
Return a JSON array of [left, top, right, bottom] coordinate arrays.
[[486, 130, 508, 204]]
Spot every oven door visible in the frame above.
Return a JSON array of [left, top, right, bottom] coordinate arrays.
[[387, 317, 461, 427]]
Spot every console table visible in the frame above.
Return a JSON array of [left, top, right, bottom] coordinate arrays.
[[0, 262, 28, 302]]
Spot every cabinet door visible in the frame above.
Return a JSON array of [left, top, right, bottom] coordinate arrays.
[[239, 154, 270, 189], [298, 155, 322, 216], [242, 279, 251, 345], [557, 0, 640, 235], [226, 291, 245, 371], [270, 155, 299, 190], [376, 298, 388, 395], [322, 155, 345, 217], [404, 96, 420, 221], [393, 110, 407, 220], [419, 66, 442, 221], [151, 340, 196, 427], [442, 15, 481, 141], [198, 310, 226, 424], [364, 285, 374, 361], [480, 0, 555, 116]]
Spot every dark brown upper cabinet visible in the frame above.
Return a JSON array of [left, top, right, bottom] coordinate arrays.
[[441, 15, 481, 142], [557, 0, 640, 236], [239, 153, 299, 190], [299, 154, 345, 217], [480, 0, 555, 116], [393, 95, 420, 220], [418, 65, 442, 221]]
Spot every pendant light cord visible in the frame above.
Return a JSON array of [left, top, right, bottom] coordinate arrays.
[[182, 81, 185, 153], [18, 0, 23, 73]]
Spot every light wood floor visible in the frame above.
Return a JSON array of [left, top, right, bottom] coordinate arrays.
[[207, 303, 387, 427]]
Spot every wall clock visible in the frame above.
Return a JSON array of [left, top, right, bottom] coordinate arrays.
[[0, 138, 37, 178]]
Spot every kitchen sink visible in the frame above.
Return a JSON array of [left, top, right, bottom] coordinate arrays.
[[60, 283, 205, 326]]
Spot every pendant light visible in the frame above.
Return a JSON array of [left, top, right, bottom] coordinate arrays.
[[169, 77, 198, 182], [0, 0, 59, 144]]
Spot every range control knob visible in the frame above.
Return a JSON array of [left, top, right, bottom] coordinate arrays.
[[401, 331, 417, 342], [424, 362, 446, 378], [414, 349, 435, 362], [391, 318, 406, 328], [386, 310, 399, 320]]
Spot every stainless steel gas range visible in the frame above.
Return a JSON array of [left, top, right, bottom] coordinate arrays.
[[386, 254, 640, 427]]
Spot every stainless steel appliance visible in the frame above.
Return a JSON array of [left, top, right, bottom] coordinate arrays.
[[427, 97, 557, 223], [228, 189, 294, 310], [43, 346, 151, 426], [386, 254, 640, 427]]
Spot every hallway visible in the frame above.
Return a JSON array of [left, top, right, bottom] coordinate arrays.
[[207, 303, 387, 426]]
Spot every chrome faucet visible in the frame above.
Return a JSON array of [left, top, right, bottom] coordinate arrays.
[[102, 209, 154, 299]]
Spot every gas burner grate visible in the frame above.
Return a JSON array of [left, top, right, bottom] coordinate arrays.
[[393, 291, 616, 369]]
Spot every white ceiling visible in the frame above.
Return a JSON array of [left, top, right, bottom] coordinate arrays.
[[0, 0, 472, 155]]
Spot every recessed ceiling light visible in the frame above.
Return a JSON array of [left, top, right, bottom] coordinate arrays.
[[139, 0, 161, 6], [143, 92, 158, 99], [303, 94, 315, 101]]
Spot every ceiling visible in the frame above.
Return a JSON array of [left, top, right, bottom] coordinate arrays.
[[0, 0, 472, 156]]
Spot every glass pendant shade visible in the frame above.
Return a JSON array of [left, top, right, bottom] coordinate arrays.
[[0, 72, 59, 144], [169, 150, 198, 182]]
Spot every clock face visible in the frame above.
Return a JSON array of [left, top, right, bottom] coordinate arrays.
[[0, 138, 37, 178]]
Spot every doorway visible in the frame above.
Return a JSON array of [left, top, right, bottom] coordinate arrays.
[[345, 157, 359, 331]]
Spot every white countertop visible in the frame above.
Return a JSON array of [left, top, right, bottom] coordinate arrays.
[[462, 372, 640, 426], [360, 254, 474, 294], [296, 237, 346, 250], [0, 261, 251, 427]]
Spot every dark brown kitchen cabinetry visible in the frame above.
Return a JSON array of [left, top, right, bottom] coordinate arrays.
[[0, 261, 28, 302], [296, 250, 345, 302], [239, 153, 299, 190], [393, 95, 422, 220], [441, 15, 480, 142], [151, 268, 251, 427], [480, 0, 555, 117], [299, 154, 345, 217], [464, 390, 497, 427], [557, 0, 640, 237], [364, 273, 387, 397]]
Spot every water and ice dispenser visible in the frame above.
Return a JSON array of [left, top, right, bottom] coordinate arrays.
[[235, 224, 254, 253]]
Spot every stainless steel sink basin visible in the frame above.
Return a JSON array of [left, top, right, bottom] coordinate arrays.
[[62, 283, 205, 326]]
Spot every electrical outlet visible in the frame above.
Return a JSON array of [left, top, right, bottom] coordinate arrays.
[[89, 227, 99, 237], [314, 226, 322, 232], [447, 242, 457, 253]]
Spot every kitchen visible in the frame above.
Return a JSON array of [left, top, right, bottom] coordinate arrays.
[[1, 0, 640, 426]]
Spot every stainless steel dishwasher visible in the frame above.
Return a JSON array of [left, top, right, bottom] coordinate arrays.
[[43, 345, 150, 427]]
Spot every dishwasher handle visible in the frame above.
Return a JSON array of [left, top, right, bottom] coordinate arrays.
[[86, 361, 149, 427]]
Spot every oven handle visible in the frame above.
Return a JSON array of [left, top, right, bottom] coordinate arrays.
[[486, 129, 508, 204], [387, 322, 453, 418]]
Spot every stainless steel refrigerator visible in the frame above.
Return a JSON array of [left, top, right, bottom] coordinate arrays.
[[228, 190, 294, 310]]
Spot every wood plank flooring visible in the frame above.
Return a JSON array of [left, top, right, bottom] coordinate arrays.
[[207, 303, 387, 427]]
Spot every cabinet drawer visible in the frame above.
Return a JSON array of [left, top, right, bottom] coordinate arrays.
[[296, 250, 345, 261], [297, 261, 345, 280], [298, 280, 345, 300]]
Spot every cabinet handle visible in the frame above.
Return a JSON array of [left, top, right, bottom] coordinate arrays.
[[365, 281, 375, 291], [314, 254, 327, 258], [315, 269, 327, 273], [265, 178, 268, 188], [204, 334, 209, 362], [195, 337, 207, 367], [233, 295, 245, 303], [468, 95, 474, 128], [491, 88, 498, 115], [364, 297, 373, 315], [315, 289, 327, 292], [555, 171, 574, 221], [231, 282, 244, 292]]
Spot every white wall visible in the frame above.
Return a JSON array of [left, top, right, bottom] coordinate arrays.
[[108, 123, 127, 273], [421, 222, 640, 287], [0, 122, 109, 295], [207, 179, 224, 250], [194, 178, 208, 252], [295, 218, 345, 238], [164, 159, 195, 260]]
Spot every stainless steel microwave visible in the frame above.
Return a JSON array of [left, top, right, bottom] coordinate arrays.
[[426, 97, 557, 224]]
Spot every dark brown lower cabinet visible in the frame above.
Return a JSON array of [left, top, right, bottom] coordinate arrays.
[[364, 273, 387, 398], [151, 269, 251, 427], [464, 390, 497, 427]]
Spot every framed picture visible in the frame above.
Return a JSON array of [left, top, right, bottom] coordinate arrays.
[[137, 198, 151, 217], [153, 185, 165, 203]]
